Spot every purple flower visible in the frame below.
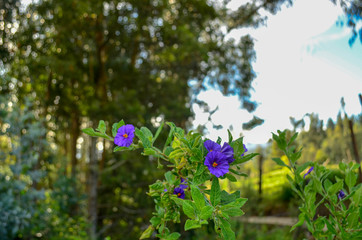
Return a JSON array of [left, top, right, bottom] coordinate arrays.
[[220, 142, 235, 163], [173, 187, 185, 199], [180, 178, 188, 189], [338, 190, 346, 200], [114, 124, 135, 147], [241, 144, 248, 156], [303, 167, 314, 178], [204, 151, 229, 178], [204, 140, 221, 152]]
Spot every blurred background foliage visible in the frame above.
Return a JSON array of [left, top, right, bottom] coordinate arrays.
[[0, 0, 361, 239]]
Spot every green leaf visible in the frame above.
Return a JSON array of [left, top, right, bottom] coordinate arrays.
[[225, 173, 237, 182], [288, 132, 298, 146], [164, 171, 176, 185], [339, 162, 347, 171], [112, 120, 125, 137], [323, 217, 337, 235], [166, 232, 181, 240], [327, 180, 344, 196], [141, 127, 153, 142], [143, 148, 156, 156], [135, 128, 152, 148], [184, 219, 201, 231], [323, 179, 333, 192], [352, 185, 362, 205], [150, 216, 161, 227], [271, 158, 291, 169], [290, 213, 305, 232], [96, 120, 106, 133], [210, 178, 221, 206], [195, 164, 206, 176], [232, 153, 258, 165], [82, 128, 113, 140], [219, 218, 235, 240], [153, 121, 164, 144], [220, 190, 240, 205], [200, 205, 213, 220], [193, 172, 211, 185], [191, 186, 205, 210], [221, 206, 244, 217], [229, 168, 248, 177], [182, 200, 196, 219], [113, 146, 133, 152], [230, 137, 244, 157], [139, 225, 154, 239], [227, 129, 233, 144], [347, 211, 359, 228], [345, 170, 357, 190], [351, 163, 360, 171], [296, 162, 311, 175]]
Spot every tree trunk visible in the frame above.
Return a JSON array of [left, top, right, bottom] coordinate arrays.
[[258, 154, 263, 202], [71, 113, 80, 179], [347, 118, 362, 183], [88, 132, 98, 240]]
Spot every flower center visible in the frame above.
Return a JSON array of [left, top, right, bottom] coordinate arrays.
[[177, 193, 181, 196], [210, 149, 213, 152], [212, 162, 218, 167], [122, 133, 128, 138]]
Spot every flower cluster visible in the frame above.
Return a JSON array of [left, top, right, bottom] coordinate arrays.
[[203, 140, 247, 178]]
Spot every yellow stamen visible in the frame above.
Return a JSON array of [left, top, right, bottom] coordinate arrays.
[[212, 162, 218, 167], [123, 133, 128, 138], [177, 193, 181, 196]]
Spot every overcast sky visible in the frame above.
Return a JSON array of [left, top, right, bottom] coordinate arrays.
[[192, 0, 362, 145]]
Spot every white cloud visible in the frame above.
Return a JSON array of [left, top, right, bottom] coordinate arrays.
[[193, 0, 362, 145]]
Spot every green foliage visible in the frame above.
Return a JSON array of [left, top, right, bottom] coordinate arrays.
[[272, 130, 362, 239], [0, 96, 88, 239], [84, 120, 256, 239]]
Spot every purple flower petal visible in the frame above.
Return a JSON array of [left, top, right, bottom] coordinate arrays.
[[180, 178, 188, 189], [221, 142, 235, 163], [204, 140, 221, 153], [204, 151, 229, 178], [114, 124, 135, 147], [303, 167, 314, 179], [173, 187, 185, 199], [338, 190, 346, 199]]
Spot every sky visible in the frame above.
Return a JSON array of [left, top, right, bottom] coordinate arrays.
[[192, 0, 362, 146]]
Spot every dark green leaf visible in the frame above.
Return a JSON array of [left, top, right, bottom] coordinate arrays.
[[345, 170, 357, 190], [96, 120, 106, 133], [227, 129, 233, 144], [182, 200, 196, 219], [191, 185, 205, 210], [112, 120, 125, 137], [166, 232, 181, 240], [225, 173, 237, 182], [153, 121, 164, 144], [220, 218, 235, 240], [184, 219, 201, 231], [200, 205, 213, 220], [210, 178, 221, 206], [271, 158, 290, 169], [150, 216, 161, 227], [135, 128, 151, 148]]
